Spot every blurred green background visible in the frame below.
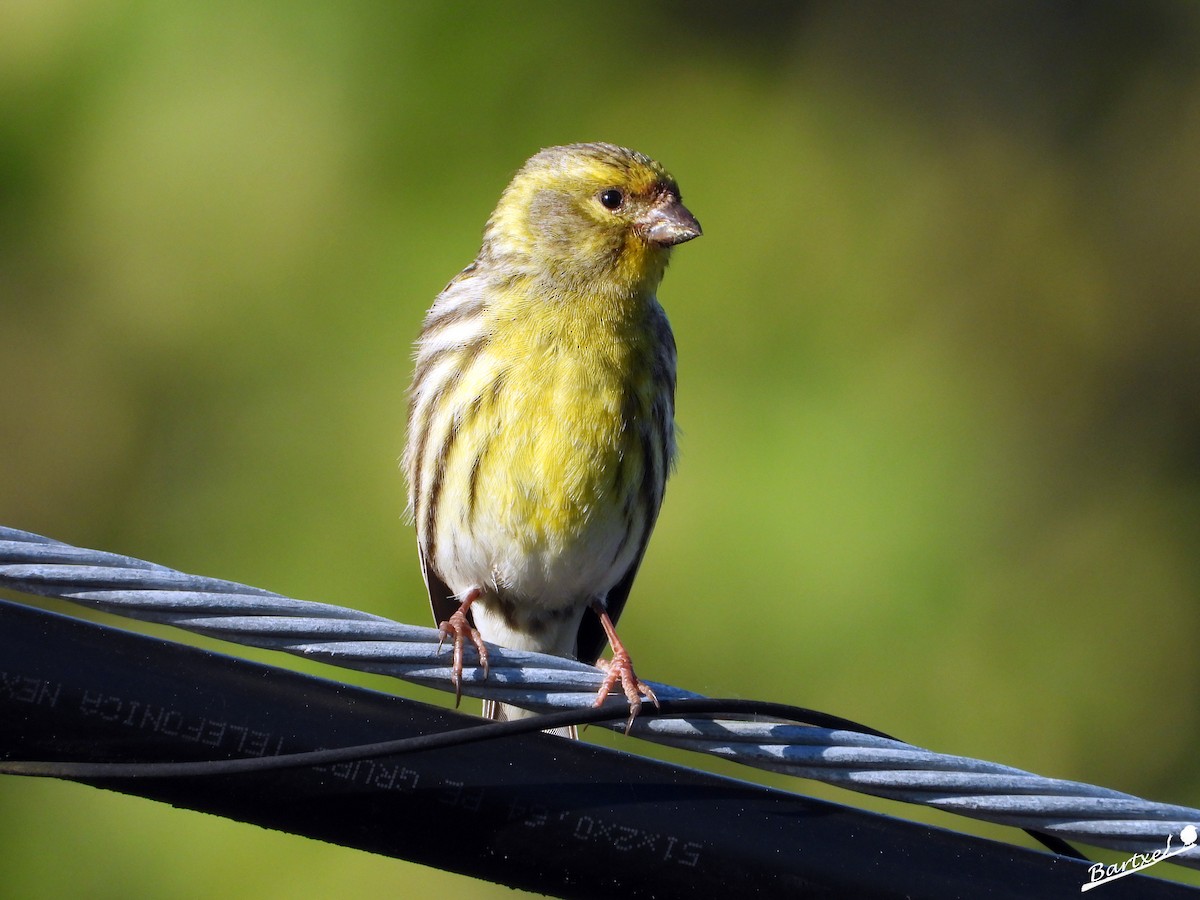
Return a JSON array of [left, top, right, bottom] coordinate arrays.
[[4, 1, 1200, 895]]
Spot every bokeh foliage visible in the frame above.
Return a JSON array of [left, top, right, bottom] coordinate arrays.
[[3, 2, 1200, 895]]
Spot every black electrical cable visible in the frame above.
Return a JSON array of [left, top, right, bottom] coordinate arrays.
[[0, 694, 1086, 862], [0, 698, 891, 778], [0, 706, 555, 776]]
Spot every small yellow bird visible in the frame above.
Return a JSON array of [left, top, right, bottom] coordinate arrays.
[[404, 143, 700, 731]]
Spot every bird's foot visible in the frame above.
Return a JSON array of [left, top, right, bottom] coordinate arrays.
[[437, 589, 488, 706], [594, 652, 658, 734], [590, 599, 658, 734]]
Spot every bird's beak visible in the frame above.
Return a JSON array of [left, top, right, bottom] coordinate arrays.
[[641, 198, 702, 247]]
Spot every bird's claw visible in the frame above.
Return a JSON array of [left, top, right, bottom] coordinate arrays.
[[594, 651, 659, 734], [437, 608, 489, 706]]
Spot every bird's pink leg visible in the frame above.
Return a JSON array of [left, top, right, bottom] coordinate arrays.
[[590, 599, 659, 733], [437, 588, 489, 706]]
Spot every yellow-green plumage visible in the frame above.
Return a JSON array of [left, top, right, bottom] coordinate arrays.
[[469, 305, 651, 553], [404, 143, 699, 724]]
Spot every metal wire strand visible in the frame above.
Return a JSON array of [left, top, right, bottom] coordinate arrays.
[[1, 525, 1197, 869]]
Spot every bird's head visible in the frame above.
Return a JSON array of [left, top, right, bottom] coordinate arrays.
[[483, 143, 701, 295]]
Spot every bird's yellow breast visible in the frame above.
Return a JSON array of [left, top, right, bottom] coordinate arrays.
[[468, 289, 653, 551]]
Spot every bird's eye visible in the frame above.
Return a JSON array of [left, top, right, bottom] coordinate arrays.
[[599, 189, 624, 210]]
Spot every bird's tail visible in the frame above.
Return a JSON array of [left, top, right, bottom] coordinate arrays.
[[483, 699, 577, 740]]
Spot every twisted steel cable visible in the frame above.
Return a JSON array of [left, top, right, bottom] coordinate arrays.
[[2, 525, 1197, 870]]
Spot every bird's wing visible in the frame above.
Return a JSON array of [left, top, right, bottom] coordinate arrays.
[[575, 544, 647, 665], [420, 545, 470, 628]]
